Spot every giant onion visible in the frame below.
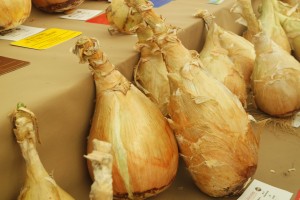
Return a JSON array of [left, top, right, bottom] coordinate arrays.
[[0, 0, 31, 32], [126, 0, 259, 197], [233, 0, 291, 53], [236, 0, 300, 117], [32, 0, 84, 13], [11, 103, 75, 200], [251, 32, 300, 116], [106, 0, 143, 34], [133, 22, 170, 116], [195, 10, 248, 107], [72, 37, 178, 199]]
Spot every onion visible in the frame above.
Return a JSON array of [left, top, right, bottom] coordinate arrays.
[[106, 0, 143, 34], [11, 103, 75, 200], [233, 0, 291, 53], [32, 0, 85, 13], [133, 22, 170, 116], [251, 32, 300, 116], [195, 10, 249, 107], [126, 0, 259, 197], [0, 0, 31, 32], [235, 0, 300, 116], [72, 37, 179, 199]]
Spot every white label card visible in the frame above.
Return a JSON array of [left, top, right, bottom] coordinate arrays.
[[238, 179, 293, 200], [0, 25, 45, 41], [60, 9, 104, 20]]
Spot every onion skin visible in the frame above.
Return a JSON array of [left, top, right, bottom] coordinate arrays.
[[85, 139, 113, 200], [0, 0, 31, 32], [32, 0, 84, 13], [73, 37, 179, 199]]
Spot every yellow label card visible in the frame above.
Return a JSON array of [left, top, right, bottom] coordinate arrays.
[[11, 28, 82, 50]]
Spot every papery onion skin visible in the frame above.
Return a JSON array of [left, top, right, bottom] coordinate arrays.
[[73, 37, 179, 199], [85, 139, 113, 200], [32, 0, 84, 13], [0, 0, 31, 32]]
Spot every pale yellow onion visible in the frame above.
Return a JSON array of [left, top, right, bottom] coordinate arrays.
[[195, 10, 248, 107], [133, 22, 170, 116], [84, 139, 113, 200], [72, 37, 178, 199], [251, 32, 300, 116], [126, 0, 259, 197], [0, 0, 31, 32], [106, 0, 143, 34], [11, 103, 75, 200], [276, 12, 300, 61], [217, 24, 255, 89], [234, 0, 291, 53], [32, 0, 84, 13]]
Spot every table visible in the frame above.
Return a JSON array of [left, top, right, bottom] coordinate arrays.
[[1, 0, 299, 199]]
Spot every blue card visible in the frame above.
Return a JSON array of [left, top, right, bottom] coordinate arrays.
[[150, 0, 172, 7]]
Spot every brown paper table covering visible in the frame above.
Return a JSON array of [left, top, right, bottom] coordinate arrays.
[[0, 0, 299, 199]]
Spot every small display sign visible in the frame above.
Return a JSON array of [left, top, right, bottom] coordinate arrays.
[[11, 28, 82, 50]]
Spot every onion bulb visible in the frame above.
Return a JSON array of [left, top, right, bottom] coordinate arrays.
[[32, 0, 84, 13], [235, 0, 300, 117], [85, 139, 113, 200], [0, 0, 31, 32], [126, 0, 259, 197], [11, 103, 75, 200], [106, 0, 143, 34], [133, 22, 170, 116], [72, 36, 178, 199], [233, 0, 291, 53], [195, 10, 249, 107], [251, 32, 300, 117]]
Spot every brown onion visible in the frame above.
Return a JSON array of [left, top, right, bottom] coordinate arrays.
[[32, 0, 85, 13]]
